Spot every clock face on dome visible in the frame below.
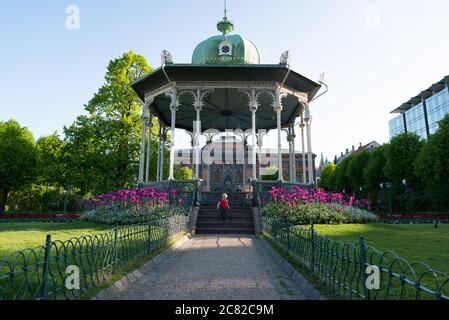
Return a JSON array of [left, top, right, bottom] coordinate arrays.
[[218, 40, 233, 56]]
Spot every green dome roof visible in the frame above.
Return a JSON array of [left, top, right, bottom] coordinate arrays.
[[192, 13, 260, 65], [192, 34, 260, 65]]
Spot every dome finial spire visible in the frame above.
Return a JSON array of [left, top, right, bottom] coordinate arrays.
[[217, 0, 234, 37], [224, 0, 228, 18]]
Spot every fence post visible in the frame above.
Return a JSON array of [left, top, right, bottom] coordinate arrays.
[[359, 236, 370, 300], [148, 220, 152, 253], [40, 234, 52, 300], [113, 224, 119, 272], [310, 223, 315, 274], [286, 226, 291, 255]]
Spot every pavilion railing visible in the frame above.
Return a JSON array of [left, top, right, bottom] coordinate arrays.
[[0, 215, 188, 300], [262, 216, 449, 300], [140, 180, 201, 207], [200, 192, 253, 208]]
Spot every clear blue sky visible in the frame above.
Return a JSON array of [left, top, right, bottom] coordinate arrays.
[[1, 0, 449, 161]]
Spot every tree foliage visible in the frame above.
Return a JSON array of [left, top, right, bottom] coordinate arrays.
[[384, 133, 424, 189], [347, 150, 371, 197], [0, 120, 38, 214], [415, 114, 449, 207], [174, 167, 193, 181], [36, 133, 65, 186], [363, 145, 387, 205], [334, 157, 351, 193], [318, 163, 336, 191], [63, 51, 154, 195]]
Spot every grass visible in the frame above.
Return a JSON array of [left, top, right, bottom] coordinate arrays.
[[0, 221, 111, 259], [312, 223, 449, 274], [0, 219, 188, 300]]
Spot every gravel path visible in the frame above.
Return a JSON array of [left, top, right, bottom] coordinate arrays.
[[113, 235, 319, 300]]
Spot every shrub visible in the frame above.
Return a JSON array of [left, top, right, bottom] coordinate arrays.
[[80, 187, 189, 224], [261, 186, 377, 225]]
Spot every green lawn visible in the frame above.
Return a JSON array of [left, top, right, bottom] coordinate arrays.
[[0, 221, 111, 259], [313, 223, 449, 274]]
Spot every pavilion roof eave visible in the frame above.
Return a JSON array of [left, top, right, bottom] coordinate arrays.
[[132, 64, 322, 102]]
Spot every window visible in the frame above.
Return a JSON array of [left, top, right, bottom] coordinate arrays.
[[426, 87, 449, 135], [405, 103, 427, 139], [389, 115, 405, 138]]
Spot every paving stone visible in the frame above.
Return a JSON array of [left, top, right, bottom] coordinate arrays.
[[96, 235, 323, 301], [115, 236, 322, 300]]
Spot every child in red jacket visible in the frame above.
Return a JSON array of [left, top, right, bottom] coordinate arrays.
[[217, 193, 231, 222]]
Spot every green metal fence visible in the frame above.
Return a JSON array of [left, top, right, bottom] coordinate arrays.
[[262, 216, 449, 300], [0, 215, 188, 300]]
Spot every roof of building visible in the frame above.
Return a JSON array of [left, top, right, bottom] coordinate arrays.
[[192, 7, 260, 65], [334, 141, 381, 163], [390, 75, 449, 114]]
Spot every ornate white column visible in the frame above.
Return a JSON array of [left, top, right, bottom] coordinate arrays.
[[138, 103, 149, 184], [300, 107, 307, 184], [243, 137, 247, 191], [167, 90, 179, 181], [273, 89, 286, 181], [249, 90, 258, 182], [205, 134, 213, 191], [190, 89, 212, 180], [156, 124, 162, 181], [291, 123, 296, 183], [145, 112, 153, 183], [304, 102, 314, 184], [287, 125, 295, 182], [160, 127, 166, 181], [257, 131, 265, 180]]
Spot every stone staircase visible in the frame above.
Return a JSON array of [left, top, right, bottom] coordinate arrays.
[[195, 207, 255, 235]]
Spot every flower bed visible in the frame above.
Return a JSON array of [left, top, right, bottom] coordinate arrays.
[[261, 186, 377, 225], [81, 187, 189, 225]]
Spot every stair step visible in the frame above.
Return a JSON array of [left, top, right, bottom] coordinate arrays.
[[197, 214, 253, 219], [198, 211, 252, 214], [197, 217, 253, 222], [196, 228, 255, 235], [196, 222, 255, 228]]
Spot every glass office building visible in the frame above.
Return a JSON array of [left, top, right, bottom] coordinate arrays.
[[426, 87, 449, 135], [389, 75, 449, 139]]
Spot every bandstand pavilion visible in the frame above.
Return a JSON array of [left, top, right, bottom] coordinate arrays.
[[131, 10, 324, 205]]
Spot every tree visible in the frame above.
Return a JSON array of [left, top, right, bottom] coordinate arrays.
[[318, 163, 336, 191], [384, 133, 424, 211], [174, 167, 193, 181], [63, 51, 154, 195], [415, 114, 449, 209], [36, 133, 65, 186], [334, 157, 352, 193], [261, 165, 279, 181], [363, 145, 387, 206], [384, 133, 424, 188], [0, 120, 38, 214], [347, 150, 371, 197]]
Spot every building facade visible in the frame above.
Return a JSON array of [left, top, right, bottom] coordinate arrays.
[[389, 75, 449, 139], [175, 137, 316, 193], [333, 141, 381, 164]]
